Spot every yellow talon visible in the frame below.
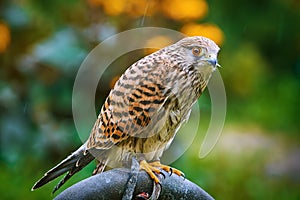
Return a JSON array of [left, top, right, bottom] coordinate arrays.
[[140, 160, 161, 183], [140, 160, 185, 184], [150, 161, 185, 177]]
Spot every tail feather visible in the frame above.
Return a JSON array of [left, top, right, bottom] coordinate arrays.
[[31, 145, 95, 192]]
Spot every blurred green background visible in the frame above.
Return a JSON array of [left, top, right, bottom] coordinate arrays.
[[0, 0, 299, 199]]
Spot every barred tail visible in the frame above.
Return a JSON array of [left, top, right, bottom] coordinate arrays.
[[31, 144, 94, 193]]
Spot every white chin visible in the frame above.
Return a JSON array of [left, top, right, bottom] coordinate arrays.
[[212, 66, 216, 72]]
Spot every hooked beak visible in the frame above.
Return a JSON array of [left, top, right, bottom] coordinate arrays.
[[206, 57, 221, 68]]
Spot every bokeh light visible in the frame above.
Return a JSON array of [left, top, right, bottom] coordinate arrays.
[[181, 23, 224, 46], [0, 22, 10, 53], [162, 0, 208, 21]]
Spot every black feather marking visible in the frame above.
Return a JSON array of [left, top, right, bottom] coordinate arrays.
[[31, 145, 96, 193]]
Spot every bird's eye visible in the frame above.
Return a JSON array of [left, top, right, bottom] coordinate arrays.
[[192, 47, 202, 56]]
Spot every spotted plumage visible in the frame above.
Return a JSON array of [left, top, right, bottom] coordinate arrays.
[[32, 36, 220, 193]]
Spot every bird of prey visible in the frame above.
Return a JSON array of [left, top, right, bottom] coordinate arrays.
[[32, 36, 220, 193]]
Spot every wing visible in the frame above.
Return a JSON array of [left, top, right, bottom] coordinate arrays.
[[87, 61, 175, 150]]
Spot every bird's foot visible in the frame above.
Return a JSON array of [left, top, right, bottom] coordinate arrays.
[[139, 160, 162, 183], [149, 161, 185, 178], [140, 160, 185, 184]]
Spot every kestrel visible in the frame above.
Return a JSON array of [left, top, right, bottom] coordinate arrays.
[[32, 36, 220, 193]]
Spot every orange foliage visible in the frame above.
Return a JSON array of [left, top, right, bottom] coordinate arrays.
[[125, 0, 157, 17], [87, 0, 209, 21], [86, 0, 225, 46], [162, 0, 208, 21], [181, 23, 224, 45], [0, 22, 10, 53], [87, 0, 157, 17], [101, 0, 126, 16]]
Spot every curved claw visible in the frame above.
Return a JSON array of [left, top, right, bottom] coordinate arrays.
[[149, 161, 185, 179], [169, 168, 173, 176], [140, 160, 185, 186], [159, 171, 166, 179], [182, 173, 186, 181]]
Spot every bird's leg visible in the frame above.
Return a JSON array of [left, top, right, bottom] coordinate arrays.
[[139, 160, 163, 199], [149, 161, 185, 178], [139, 160, 162, 183], [122, 157, 139, 200]]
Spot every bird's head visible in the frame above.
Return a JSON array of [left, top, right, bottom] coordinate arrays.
[[166, 36, 220, 74]]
